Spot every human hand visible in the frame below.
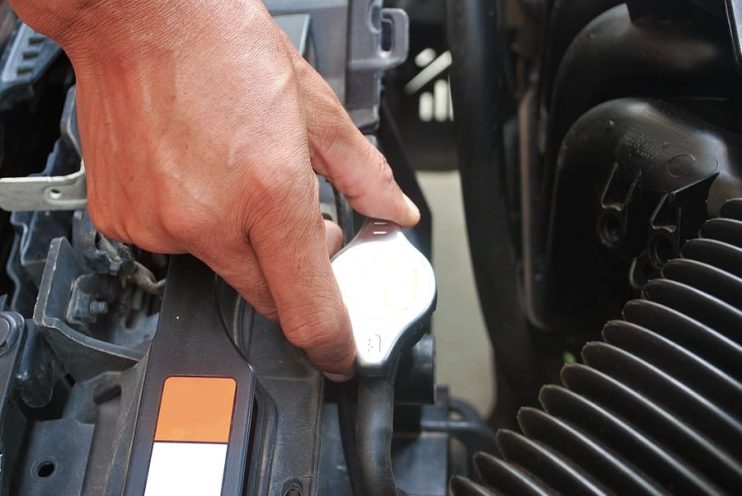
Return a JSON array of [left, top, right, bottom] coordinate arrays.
[[10, 0, 419, 379]]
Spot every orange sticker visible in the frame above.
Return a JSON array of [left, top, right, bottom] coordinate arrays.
[[154, 377, 236, 443]]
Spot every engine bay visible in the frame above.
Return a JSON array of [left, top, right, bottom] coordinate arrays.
[[0, 0, 742, 495]]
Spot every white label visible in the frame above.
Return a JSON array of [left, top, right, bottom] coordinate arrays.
[[144, 442, 228, 496]]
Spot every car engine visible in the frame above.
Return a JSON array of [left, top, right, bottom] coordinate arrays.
[[0, 0, 740, 495]]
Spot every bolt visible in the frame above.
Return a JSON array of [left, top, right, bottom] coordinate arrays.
[[89, 300, 109, 316]]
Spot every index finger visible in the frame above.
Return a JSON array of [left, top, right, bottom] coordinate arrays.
[[288, 49, 420, 228]]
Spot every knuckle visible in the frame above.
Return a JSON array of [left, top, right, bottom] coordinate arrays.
[[88, 203, 122, 241], [368, 148, 394, 185], [343, 145, 394, 201], [305, 173, 321, 205], [89, 195, 175, 252], [281, 302, 345, 352], [247, 166, 318, 223], [243, 284, 277, 318], [314, 114, 346, 144], [121, 217, 175, 254], [255, 303, 278, 321], [156, 201, 209, 247], [240, 282, 278, 319]]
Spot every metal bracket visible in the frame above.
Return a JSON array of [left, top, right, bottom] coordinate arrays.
[[346, 3, 410, 130], [0, 163, 86, 211], [0, 84, 86, 212], [34, 237, 142, 381]]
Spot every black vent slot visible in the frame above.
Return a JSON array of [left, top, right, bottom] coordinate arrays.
[[452, 200, 742, 495]]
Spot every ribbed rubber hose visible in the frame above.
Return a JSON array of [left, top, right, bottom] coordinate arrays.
[[451, 199, 742, 495]]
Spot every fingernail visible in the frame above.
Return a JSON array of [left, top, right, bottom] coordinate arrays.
[[403, 194, 420, 221], [323, 371, 353, 383]]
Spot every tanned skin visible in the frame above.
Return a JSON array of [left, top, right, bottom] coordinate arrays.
[[9, 0, 420, 379]]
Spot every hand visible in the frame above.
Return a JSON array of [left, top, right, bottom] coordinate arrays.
[[10, 0, 419, 379]]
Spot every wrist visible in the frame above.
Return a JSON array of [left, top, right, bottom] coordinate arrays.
[[9, 0, 265, 65], [8, 0, 109, 45]]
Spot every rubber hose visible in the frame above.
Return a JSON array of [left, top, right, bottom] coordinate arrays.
[[339, 377, 398, 496]]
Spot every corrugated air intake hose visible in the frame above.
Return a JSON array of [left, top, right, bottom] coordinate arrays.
[[451, 198, 742, 495]]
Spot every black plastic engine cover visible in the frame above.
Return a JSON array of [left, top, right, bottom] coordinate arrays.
[[123, 255, 257, 495]]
